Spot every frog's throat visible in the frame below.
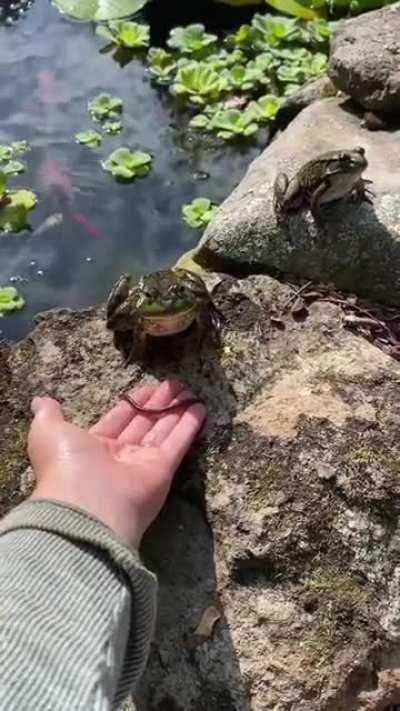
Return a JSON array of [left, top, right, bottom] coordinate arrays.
[[143, 306, 197, 337]]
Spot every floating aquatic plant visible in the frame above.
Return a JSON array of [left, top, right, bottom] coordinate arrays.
[[96, 20, 150, 49], [205, 49, 246, 71], [182, 198, 219, 229], [52, 0, 149, 21], [11, 140, 30, 154], [102, 148, 152, 180], [226, 24, 254, 49], [252, 13, 300, 48], [2, 160, 25, 176], [0, 286, 25, 316], [76, 129, 103, 147], [0, 174, 38, 233], [147, 48, 177, 84], [222, 63, 263, 92], [88, 93, 123, 122], [247, 94, 282, 122], [209, 109, 258, 140], [103, 120, 122, 134], [167, 24, 217, 55], [172, 62, 227, 106]]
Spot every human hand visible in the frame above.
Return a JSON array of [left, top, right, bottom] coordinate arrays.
[[28, 380, 206, 548]]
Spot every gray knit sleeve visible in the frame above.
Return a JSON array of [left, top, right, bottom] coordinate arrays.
[[0, 500, 157, 711]]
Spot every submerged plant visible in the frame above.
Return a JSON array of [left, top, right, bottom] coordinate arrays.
[[247, 94, 282, 122], [147, 48, 177, 84], [182, 197, 219, 228], [209, 109, 258, 140], [172, 62, 227, 105], [102, 148, 152, 180], [252, 13, 300, 48], [96, 21, 150, 49], [88, 93, 123, 122], [76, 129, 103, 147], [167, 24, 217, 55], [0, 286, 25, 316]]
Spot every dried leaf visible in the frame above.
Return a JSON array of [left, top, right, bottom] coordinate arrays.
[[194, 605, 221, 639]]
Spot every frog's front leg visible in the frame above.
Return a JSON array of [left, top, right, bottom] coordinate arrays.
[[310, 180, 330, 220], [122, 320, 147, 366], [351, 177, 375, 205], [273, 172, 289, 214]]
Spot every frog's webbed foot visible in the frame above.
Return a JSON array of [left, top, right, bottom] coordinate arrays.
[[351, 178, 375, 205]]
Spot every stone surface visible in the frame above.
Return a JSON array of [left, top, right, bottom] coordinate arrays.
[[2, 273, 400, 710], [329, 3, 400, 113], [279, 75, 337, 123], [195, 97, 400, 306]]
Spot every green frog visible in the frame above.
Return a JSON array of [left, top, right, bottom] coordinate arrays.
[[106, 268, 217, 364], [273, 147, 373, 219]]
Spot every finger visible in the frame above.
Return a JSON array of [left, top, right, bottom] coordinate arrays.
[[161, 402, 207, 469], [140, 389, 195, 447], [30, 396, 65, 425], [119, 380, 185, 446], [90, 384, 155, 439]]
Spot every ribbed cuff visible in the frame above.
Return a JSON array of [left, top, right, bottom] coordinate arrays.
[[0, 499, 157, 702]]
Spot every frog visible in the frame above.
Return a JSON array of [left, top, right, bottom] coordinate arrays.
[[273, 147, 373, 220], [106, 268, 217, 365]]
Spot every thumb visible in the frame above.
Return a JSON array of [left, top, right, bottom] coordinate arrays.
[[31, 396, 65, 424]]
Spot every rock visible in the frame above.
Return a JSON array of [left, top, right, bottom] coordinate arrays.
[[195, 97, 400, 306], [3, 273, 400, 709], [329, 3, 400, 114], [279, 75, 337, 123]]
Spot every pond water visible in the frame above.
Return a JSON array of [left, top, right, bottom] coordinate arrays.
[[0, 0, 264, 341]]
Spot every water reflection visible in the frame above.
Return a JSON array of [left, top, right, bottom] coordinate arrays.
[[0, 1, 262, 340]]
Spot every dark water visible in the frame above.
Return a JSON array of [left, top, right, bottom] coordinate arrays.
[[0, 0, 263, 341]]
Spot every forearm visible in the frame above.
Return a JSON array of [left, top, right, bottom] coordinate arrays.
[[0, 500, 157, 711]]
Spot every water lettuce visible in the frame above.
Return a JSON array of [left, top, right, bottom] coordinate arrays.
[[0, 287, 25, 316], [147, 48, 177, 84], [2, 160, 25, 176], [103, 120, 122, 134], [222, 63, 263, 92], [247, 94, 282, 122], [209, 109, 258, 140], [226, 24, 254, 49], [182, 198, 219, 228], [172, 62, 227, 105], [76, 130, 103, 147], [102, 148, 152, 180], [167, 24, 217, 55], [96, 21, 150, 49], [0, 185, 38, 233], [88, 93, 123, 122], [252, 13, 300, 48], [205, 49, 246, 71], [52, 0, 149, 21]]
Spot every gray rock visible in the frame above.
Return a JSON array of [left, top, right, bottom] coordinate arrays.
[[3, 273, 400, 709], [195, 97, 400, 306], [279, 75, 337, 123], [329, 3, 400, 113]]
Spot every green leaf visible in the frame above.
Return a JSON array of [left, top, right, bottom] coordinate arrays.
[[247, 94, 281, 123], [11, 140, 31, 155], [102, 147, 152, 180], [167, 24, 217, 54], [182, 197, 219, 228], [0, 189, 37, 233], [0, 287, 25, 316], [252, 13, 300, 48], [2, 160, 25, 176], [226, 24, 254, 49], [263, 0, 318, 20], [209, 108, 258, 139], [76, 129, 103, 147], [103, 120, 122, 134], [0, 172, 7, 198], [88, 93, 123, 122], [96, 20, 149, 48], [52, 0, 149, 21], [147, 48, 177, 83], [189, 114, 210, 129], [172, 61, 228, 104], [0, 146, 13, 162]]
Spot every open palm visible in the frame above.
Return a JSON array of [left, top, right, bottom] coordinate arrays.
[[28, 380, 206, 547]]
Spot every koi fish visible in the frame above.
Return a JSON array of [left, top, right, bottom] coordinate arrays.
[[34, 212, 64, 236], [36, 70, 67, 106]]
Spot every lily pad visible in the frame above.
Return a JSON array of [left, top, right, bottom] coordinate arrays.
[[182, 197, 219, 228], [102, 147, 152, 180], [0, 189, 38, 233], [76, 129, 103, 147], [88, 93, 123, 122], [0, 286, 25, 316], [52, 0, 149, 21]]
